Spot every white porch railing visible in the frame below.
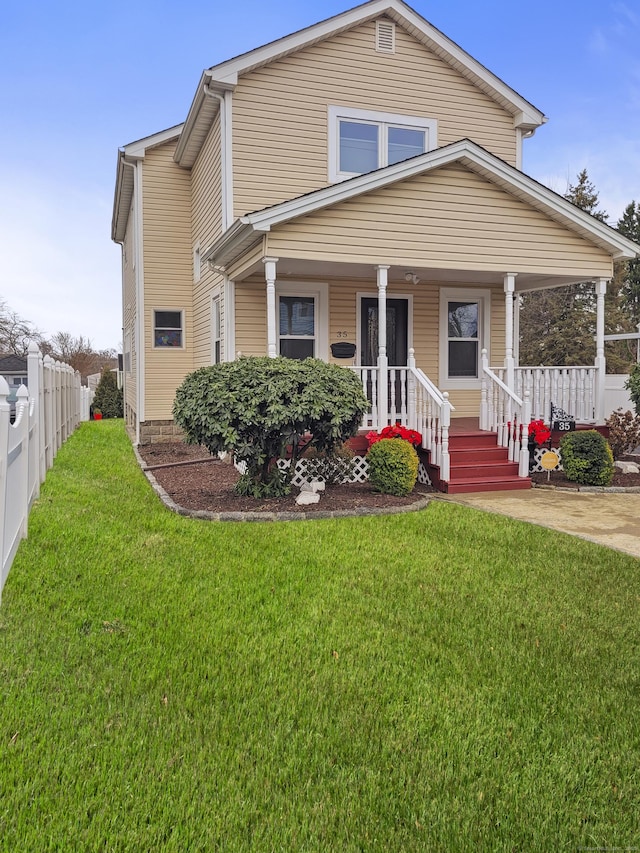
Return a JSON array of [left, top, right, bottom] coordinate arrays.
[[349, 349, 454, 482], [481, 350, 531, 477], [512, 366, 596, 423], [0, 343, 92, 604]]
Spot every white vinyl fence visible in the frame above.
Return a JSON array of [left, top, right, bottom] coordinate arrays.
[[0, 343, 93, 603]]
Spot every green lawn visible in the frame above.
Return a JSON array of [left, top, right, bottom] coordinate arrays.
[[1, 420, 639, 851]]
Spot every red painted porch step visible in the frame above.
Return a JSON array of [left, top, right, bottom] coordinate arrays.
[[425, 429, 531, 494]]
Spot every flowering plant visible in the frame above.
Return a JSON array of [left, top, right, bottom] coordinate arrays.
[[528, 419, 551, 446], [366, 423, 422, 449]]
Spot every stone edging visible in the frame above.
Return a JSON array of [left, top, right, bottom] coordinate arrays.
[[134, 446, 431, 521], [533, 483, 640, 494]]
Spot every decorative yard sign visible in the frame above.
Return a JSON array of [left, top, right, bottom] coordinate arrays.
[[540, 449, 560, 482], [540, 450, 560, 471], [550, 403, 575, 433]]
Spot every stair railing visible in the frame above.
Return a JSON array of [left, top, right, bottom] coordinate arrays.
[[480, 349, 531, 478], [407, 349, 454, 482]]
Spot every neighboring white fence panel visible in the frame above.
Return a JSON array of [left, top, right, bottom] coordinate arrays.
[[604, 374, 633, 416], [0, 344, 91, 604]]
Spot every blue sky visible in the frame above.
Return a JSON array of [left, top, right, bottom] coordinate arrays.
[[0, 0, 638, 351]]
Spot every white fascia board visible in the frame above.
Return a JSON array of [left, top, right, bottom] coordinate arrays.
[[122, 124, 184, 159], [207, 139, 639, 266]]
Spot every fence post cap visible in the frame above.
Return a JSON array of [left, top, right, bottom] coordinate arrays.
[[0, 375, 8, 396], [28, 341, 40, 354]]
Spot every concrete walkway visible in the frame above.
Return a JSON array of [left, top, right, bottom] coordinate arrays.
[[434, 488, 640, 559]]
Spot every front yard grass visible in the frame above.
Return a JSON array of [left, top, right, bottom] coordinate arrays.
[[1, 420, 639, 851]]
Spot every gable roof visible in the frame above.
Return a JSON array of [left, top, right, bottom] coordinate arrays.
[[0, 355, 28, 374], [112, 125, 184, 243], [202, 139, 639, 269], [175, 0, 547, 168]]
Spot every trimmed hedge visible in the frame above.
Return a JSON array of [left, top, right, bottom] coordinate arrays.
[[559, 430, 614, 486], [367, 438, 419, 496]]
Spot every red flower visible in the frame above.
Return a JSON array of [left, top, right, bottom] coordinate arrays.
[[366, 423, 422, 449], [528, 419, 551, 446]]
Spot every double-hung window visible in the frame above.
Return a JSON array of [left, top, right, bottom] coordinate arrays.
[[278, 295, 316, 359], [153, 310, 183, 348], [439, 288, 491, 388], [276, 283, 328, 361], [329, 106, 437, 182]]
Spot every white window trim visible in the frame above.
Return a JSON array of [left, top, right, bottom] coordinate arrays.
[[153, 308, 185, 350], [356, 291, 413, 366], [211, 289, 222, 364], [328, 105, 437, 183], [439, 288, 491, 390], [275, 282, 328, 361]]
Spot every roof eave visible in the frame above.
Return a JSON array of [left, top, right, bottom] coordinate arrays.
[[203, 139, 640, 266], [179, 0, 546, 169]]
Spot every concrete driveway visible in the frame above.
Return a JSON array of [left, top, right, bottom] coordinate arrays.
[[435, 488, 640, 559]]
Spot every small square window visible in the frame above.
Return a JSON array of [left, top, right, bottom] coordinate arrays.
[[154, 310, 183, 347]]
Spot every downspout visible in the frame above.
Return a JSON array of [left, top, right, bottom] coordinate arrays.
[[121, 157, 145, 445], [203, 83, 232, 231]]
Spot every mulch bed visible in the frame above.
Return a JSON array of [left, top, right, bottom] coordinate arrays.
[[136, 442, 432, 515], [530, 463, 640, 490]]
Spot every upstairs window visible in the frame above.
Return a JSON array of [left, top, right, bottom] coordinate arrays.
[[329, 106, 437, 182]]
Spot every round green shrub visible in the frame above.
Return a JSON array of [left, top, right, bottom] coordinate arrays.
[[560, 429, 614, 486], [367, 438, 419, 496]]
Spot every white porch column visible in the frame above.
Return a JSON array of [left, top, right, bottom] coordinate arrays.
[[594, 277, 607, 423], [376, 265, 390, 427], [504, 272, 517, 391], [263, 256, 279, 358]]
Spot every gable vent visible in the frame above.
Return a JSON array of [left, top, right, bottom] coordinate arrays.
[[375, 20, 395, 54]]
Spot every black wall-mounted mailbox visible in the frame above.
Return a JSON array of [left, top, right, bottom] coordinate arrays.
[[330, 342, 357, 359]]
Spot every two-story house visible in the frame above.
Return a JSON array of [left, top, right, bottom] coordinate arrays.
[[111, 0, 639, 491]]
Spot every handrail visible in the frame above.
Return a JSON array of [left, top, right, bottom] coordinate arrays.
[[481, 349, 531, 477], [407, 350, 453, 482]]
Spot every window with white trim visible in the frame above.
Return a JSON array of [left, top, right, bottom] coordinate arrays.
[[153, 310, 183, 348], [328, 106, 437, 182], [278, 295, 316, 359], [276, 283, 328, 360], [439, 288, 490, 388]]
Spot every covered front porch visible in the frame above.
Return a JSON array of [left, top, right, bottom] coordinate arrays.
[[203, 141, 639, 492]]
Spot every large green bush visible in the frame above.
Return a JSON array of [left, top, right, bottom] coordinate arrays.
[[560, 430, 614, 486], [173, 357, 369, 497], [367, 438, 419, 496], [92, 368, 123, 419]]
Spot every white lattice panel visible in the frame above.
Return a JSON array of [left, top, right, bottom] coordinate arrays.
[[417, 462, 431, 485], [529, 447, 563, 473], [276, 456, 370, 486]]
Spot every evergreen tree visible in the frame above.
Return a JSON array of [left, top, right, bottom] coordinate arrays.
[[519, 169, 635, 370], [92, 367, 123, 418], [616, 201, 640, 324]]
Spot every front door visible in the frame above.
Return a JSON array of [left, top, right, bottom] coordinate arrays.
[[360, 297, 408, 366]]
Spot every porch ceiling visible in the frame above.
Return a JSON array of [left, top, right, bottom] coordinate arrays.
[[233, 255, 597, 291]]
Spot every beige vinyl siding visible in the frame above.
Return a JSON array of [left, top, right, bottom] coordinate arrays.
[[235, 278, 267, 356], [232, 19, 517, 214], [192, 115, 225, 366], [266, 164, 613, 278], [142, 141, 193, 420]]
